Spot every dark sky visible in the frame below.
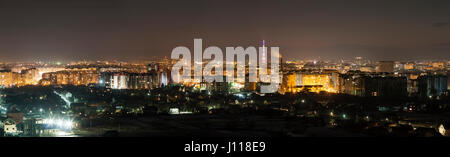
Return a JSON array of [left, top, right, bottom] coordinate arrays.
[[0, 0, 450, 62]]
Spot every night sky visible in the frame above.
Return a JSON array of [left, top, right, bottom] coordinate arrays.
[[0, 0, 450, 62]]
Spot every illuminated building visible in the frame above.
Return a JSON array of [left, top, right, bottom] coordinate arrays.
[[376, 61, 394, 73], [431, 62, 446, 70], [281, 72, 296, 93], [439, 123, 450, 136], [15, 68, 40, 86], [3, 118, 18, 136], [0, 70, 14, 88], [111, 73, 128, 89], [359, 66, 375, 73], [65, 64, 148, 73], [160, 72, 168, 86], [298, 74, 338, 93], [404, 63, 415, 70], [281, 70, 339, 93], [0, 69, 38, 87], [100, 72, 159, 89], [41, 70, 99, 86], [396, 71, 421, 96], [406, 73, 419, 96]]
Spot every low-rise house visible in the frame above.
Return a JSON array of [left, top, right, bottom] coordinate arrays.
[[438, 122, 450, 136], [3, 118, 19, 136]]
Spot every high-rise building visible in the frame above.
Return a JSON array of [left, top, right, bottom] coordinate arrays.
[[21, 68, 40, 85], [364, 76, 408, 97], [261, 40, 267, 65], [111, 73, 128, 89], [340, 71, 407, 97], [448, 72, 450, 90], [405, 73, 419, 96], [355, 57, 363, 66], [0, 70, 14, 87], [418, 75, 448, 98], [41, 70, 99, 86], [128, 73, 155, 89], [100, 72, 159, 89], [340, 72, 365, 96]]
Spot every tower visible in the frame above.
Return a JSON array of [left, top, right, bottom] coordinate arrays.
[[262, 40, 267, 64]]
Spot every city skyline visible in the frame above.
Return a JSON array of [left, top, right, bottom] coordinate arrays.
[[0, 0, 450, 62], [3, 2, 450, 156]]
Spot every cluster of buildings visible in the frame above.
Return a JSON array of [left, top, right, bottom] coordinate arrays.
[[0, 57, 448, 137], [177, 59, 448, 99], [0, 58, 447, 98], [0, 61, 172, 90], [279, 58, 449, 98], [0, 68, 40, 88], [41, 70, 99, 86]]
